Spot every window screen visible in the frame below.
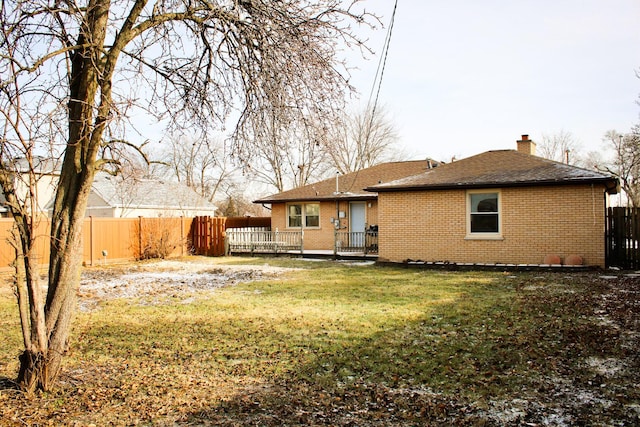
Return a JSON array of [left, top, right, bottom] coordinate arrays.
[[470, 193, 499, 233]]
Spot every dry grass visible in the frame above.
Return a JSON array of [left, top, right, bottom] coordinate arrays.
[[0, 257, 638, 426]]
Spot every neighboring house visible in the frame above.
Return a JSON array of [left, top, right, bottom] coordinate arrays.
[[1, 158, 217, 219], [366, 135, 619, 268], [0, 193, 12, 217], [84, 172, 217, 218], [0, 156, 61, 217], [253, 160, 440, 251]]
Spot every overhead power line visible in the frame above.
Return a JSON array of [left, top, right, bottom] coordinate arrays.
[[367, 0, 398, 119], [343, 0, 399, 193]]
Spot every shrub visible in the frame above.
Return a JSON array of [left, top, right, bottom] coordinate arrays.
[[133, 217, 183, 260]]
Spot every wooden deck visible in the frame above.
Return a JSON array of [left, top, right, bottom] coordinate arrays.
[[225, 228, 379, 258]]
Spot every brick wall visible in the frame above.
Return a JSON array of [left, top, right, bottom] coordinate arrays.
[[270, 199, 378, 251], [377, 185, 609, 267]]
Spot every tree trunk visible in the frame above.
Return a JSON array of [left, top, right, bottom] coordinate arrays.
[[13, 220, 49, 392], [14, 155, 99, 392], [15, 0, 109, 391], [46, 174, 92, 385], [17, 350, 48, 392]]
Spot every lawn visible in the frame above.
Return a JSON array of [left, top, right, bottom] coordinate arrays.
[[0, 256, 638, 426]]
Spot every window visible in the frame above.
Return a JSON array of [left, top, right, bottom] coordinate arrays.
[[468, 191, 500, 236], [304, 203, 320, 227], [287, 203, 320, 228], [288, 204, 302, 227]]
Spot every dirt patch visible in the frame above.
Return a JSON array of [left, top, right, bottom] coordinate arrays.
[[78, 259, 296, 310]]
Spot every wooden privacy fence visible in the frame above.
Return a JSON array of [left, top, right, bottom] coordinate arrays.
[[191, 216, 226, 256], [189, 216, 273, 256], [0, 217, 193, 272], [606, 207, 640, 269], [224, 216, 271, 229]]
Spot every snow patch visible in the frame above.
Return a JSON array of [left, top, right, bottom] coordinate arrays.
[[585, 357, 625, 378], [78, 260, 295, 311]]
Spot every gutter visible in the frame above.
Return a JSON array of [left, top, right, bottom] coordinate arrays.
[[254, 194, 377, 204], [367, 177, 619, 194]]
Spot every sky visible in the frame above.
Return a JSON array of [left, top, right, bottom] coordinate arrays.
[[345, 0, 640, 162]]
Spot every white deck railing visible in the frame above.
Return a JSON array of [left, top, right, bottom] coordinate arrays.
[[226, 228, 303, 254], [226, 227, 378, 255]]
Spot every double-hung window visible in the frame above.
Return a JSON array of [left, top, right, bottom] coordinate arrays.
[[287, 203, 320, 228], [468, 191, 501, 238]]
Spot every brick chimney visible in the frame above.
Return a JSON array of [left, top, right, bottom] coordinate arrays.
[[516, 134, 536, 156]]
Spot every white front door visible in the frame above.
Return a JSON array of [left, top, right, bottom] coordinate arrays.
[[350, 202, 366, 247]]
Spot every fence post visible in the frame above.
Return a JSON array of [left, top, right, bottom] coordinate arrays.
[[300, 229, 304, 254], [89, 216, 94, 266], [207, 216, 211, 256], [180, 216, 185, 256], [138, 216, 143, 259]]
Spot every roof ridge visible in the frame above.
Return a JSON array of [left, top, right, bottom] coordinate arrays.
[[254, 159, 434, 203], [367, 149, 618, 193]]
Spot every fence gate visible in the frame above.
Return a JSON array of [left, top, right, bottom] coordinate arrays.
[[191, 216, 226, 257], [606, 207, 640, 269]]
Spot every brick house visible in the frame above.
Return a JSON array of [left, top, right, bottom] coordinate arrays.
[[366, 136, 619, 268], [253, 160, 439, 251]]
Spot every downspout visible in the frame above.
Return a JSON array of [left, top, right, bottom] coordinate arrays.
[[334, 171, 340, 259], [592, 184, 596, 225], [335, 171, 340, 222]]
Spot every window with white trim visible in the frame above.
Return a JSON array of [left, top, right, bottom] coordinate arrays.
[[287, 203, 320, 228], [468, 191, 500, 235]]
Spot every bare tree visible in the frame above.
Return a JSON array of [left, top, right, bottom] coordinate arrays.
[[159, 135, 238, 203], [537, 130, 582, 165], [217, 188, 269, 217], [245, 112, 332, 192], [597, 128, 640, 207], [0, 0, 372, 392], [327, 106, 400, 174]]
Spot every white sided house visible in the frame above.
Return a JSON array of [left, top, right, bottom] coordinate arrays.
[[84, 173, 217, 218], [0, 156, 61, 217]]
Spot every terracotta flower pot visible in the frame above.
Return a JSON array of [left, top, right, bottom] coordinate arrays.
[[543, 254, 562, 265], [564, 254, 583, 266]]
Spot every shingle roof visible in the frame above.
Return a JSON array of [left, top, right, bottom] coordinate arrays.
[[367, 150, 619, 193], [254, 160, 437, 203], [91, 172, 216, 210], [8, 156, 61, 174]]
